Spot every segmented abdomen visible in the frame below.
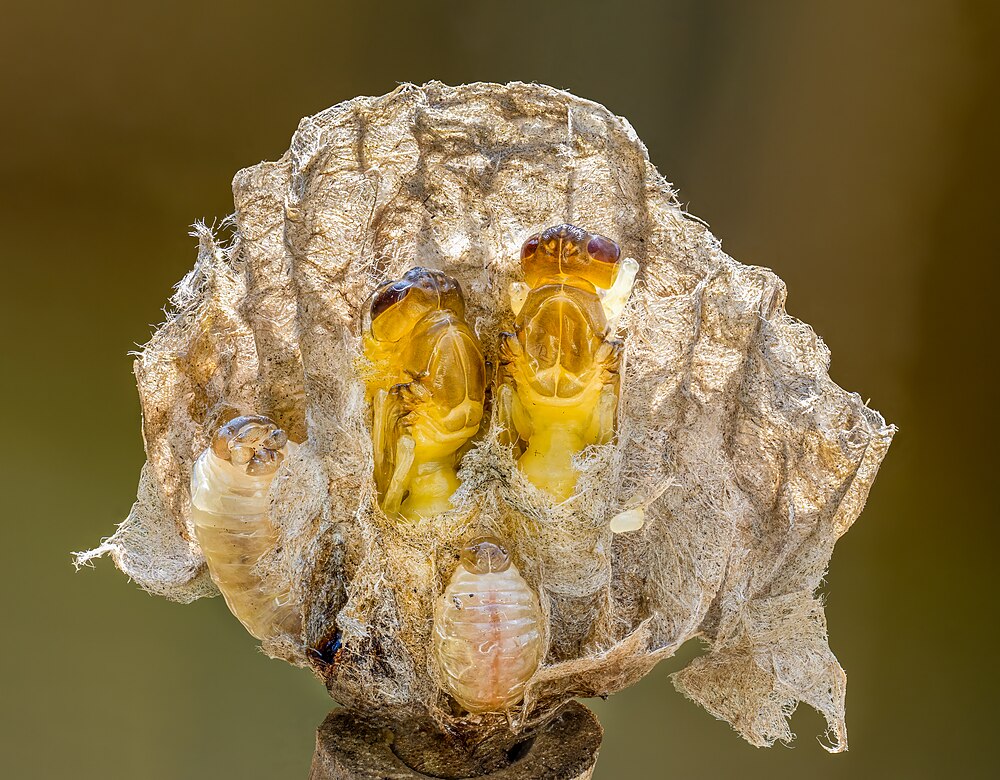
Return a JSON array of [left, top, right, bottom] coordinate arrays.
[[433, 566, 543, 713], [190, 448, 300, 642]]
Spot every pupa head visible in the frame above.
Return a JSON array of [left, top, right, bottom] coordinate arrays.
[[460, 536, 512, 575], [365, 267, 467, 343], [520, 224, 621, 290], [210, 415, 288, 476]]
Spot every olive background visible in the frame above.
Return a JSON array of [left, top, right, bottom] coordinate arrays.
[[2, 1, 996, 777]]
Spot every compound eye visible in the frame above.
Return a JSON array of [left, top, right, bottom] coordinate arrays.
[[521, 234, 541, 260], [587, 235, 620, 264], [370, 281, 411, 320]]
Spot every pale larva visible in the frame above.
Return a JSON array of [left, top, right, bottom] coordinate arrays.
[[189, 414, 300, 642], [433, 537, 544, 713]]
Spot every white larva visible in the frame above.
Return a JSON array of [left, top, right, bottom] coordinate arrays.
[[433, 537, 544, 713], [189, 415, 300, 642]]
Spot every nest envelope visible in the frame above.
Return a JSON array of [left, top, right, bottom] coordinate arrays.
[[80, 81, 894, 751]]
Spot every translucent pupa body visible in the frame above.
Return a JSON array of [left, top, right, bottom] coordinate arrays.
[[362, 268, 486, 519], [499, 225, 638, 501], [433, 537, 544, 714], [189, 415, 300, 641]]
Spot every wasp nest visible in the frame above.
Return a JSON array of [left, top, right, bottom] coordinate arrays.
[[80, 82, 894, 754]]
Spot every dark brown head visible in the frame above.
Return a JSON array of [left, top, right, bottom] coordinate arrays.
[[366, 267, 466, 342], [460, 536, 512, 575], [520, 224, 621, 290], [210, 414, 288, 476]]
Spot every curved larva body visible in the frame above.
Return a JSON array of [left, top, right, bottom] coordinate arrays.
[[190, 445, 300, 642], [433, 561, 543, 713]]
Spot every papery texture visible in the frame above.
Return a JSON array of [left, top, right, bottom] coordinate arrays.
[[79, 82, 894, 749]]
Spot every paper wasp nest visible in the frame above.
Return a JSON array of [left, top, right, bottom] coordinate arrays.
[[80, 82, 894, 752]]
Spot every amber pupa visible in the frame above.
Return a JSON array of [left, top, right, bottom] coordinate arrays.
[[362, 268, 487, 520], [498, 225, 637, 501]]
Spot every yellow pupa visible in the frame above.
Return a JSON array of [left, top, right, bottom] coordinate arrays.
[[498, 224, 638, 501], [362, 268, 487, 520]]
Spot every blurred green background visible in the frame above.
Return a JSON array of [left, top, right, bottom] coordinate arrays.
[[2, 1, 996, 777]]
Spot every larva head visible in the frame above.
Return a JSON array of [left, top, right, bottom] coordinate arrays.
[[366, 267, 466, 343], [211, 414, 288, 476], [460, 536, 512, 575], [520, 224, 621, 290]]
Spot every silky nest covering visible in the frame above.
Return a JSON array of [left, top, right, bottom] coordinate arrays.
[[78, 81, 895, 752]]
